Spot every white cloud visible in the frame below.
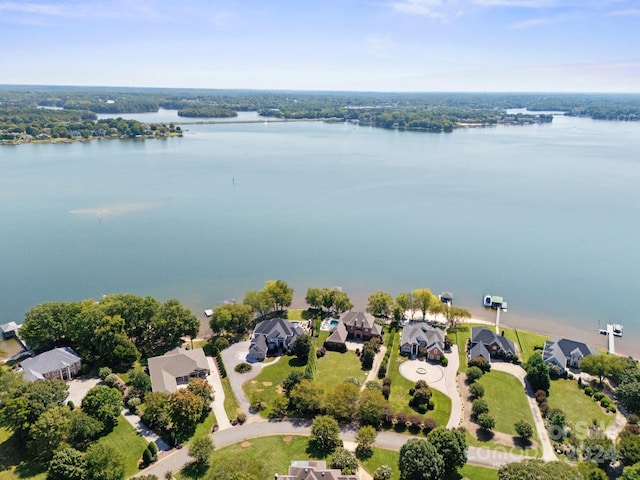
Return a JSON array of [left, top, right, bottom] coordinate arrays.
[[510, 14, 564, 28], [389, 0, 462, 18], [0, 0, 168, 22]]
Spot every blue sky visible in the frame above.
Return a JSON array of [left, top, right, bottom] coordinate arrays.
[[1, 0, 639, 92]]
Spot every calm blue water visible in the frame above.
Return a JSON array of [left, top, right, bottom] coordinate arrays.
[[1, 112, 639, 354]]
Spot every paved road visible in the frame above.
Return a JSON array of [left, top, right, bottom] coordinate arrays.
[[134, 418, 530, 478], [491, 362, 557, 462]]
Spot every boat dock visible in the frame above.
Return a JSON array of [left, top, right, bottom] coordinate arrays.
[[598, 324, 618, 354]]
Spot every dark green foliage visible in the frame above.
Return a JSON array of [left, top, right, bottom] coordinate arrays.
[[466, 366, 484, 382], [468, 357, 491, 372], [427, 428, 467, 477], [618, 431, 640, 466], [514, 420, 534, 441], [47, 447, 87, 480], [398, 438, 444, 480], [477, 413, 496, 431], [81, 385, 123, 432], [216, 352, 227, 378], [127, 370, 152, 399], [498, 459, 583, 480], [234, 362, 252, 373], [84, 442, 125, 480], [621, 463, 640, 480], [188, 436, 214, 467], [304, 346, 317, 380], [469, 382, 485, 398], [310, 415, 342, 456], [525, 352, 551, 394], [142, 447, 154, 465], [282, 369, 305, 397], [471, 398, 489, 416], [358, 389, 387, 427]]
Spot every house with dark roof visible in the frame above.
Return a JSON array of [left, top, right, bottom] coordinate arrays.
[[340, 311, 382, 341], [148, 347, 210, 393], [542, 338, 598, 375], [469, 327, 516, 362], [400, 323, 445, 360], [275, 460, 358, 480], [20, 347, 81, 381], [247, 317, 303, 362], [325, 321, 348, 351]]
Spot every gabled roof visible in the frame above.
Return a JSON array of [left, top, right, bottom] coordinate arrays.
[[148, 347, 210, 394], [277, 460, 358, 480], [340, 311, 382, 336], [21, 347, 81, 381], [401, 324, 444, 350], [470, 327, 516, 356], [0, 321, 20, 336], [543, 338, 598, 368], [254, 317, 303, 340], [326, 322, 348, 345], [469, 342, 491, 363], [249, 335, 268, 356]]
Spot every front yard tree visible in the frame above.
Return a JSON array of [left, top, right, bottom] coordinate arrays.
[[81, 385, 123, 432], [209, 303, 253, 337], [27, 405, 71, 463], [310, 415, 341, 455], [427, 428, 467, 478], [321, 288, 336, 313], [48, 447, 87, 480], [367, 291, 394, 318], [358, 389, 387, 427], [291, 333, 313, 361], [186, 378, 214, 418], [525, 352, 551, 394], [141, 391, 170, 430], [355, 425, 377, 457], [398, 438, 444, 480], [326, 383, 360, 422], [168, 389, 205, 442], [412, 289, 435, 321], [330, 447, 358, 475], [580, 354, 613, 386], [306, 287, 323, 311], [282, 370, 305, 397], [85, 442, 125, 480], [498, 459, 583, 480], [477, 413, 496, 431], [264, 279, 293, 312], [333, 291, 353, 314], [514, 420, 534, 442], [395, 292, 414, 319], [189, 436, 214, 468], [289, 379, 324, 416], [619, 431, 640, 466], [68, 410, 103, 450], [374, 465, 393, 480]]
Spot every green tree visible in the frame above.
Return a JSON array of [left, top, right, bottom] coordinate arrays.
[[127, 370, 152, 399], [469, 382, 485, 398], [514, 420, 534, 442], [263, 279, 294, 311], [443, 306, 471, 329], [291, 333, 313, 361], [621, 463, 640, 480], [81, 385, 123, 432], [19, 301, 82, 352], [68, 410, 103, 450], [306, 287, 323, 310], [580, 355, 610, 385], [427, 428, 467, 477], [467, 366, 484, 382], [525, 353, 550, 394], [310, 415, 342, 455], [330, 447, 358, 474], [326, 383, 360, 422], [187, 378, 214, 418], [189, 436, 214, 467], [150, 298, 199, 354], [471, 398, 489, 416], [398, 438, 444, 480], [282, 370, 305, 397], [48, 447, 87, 480], [618, 381, 640, 414], [168, 389, 205, 442], [358, 389, 387, 427], [367, 291, 394, 318], [412, 289, 435, 321], [395, 292, 414, 319], [374, 465, 393, 480], [27, 405, 71, 462], [243, 290, 272, 317], [98, 293, 159, 347], [477, 413, 496, 431], [333, 291, 353, 314], [141, 391, 170, 431], [577, 461, 607, 480], [355, 425, 377, 457], [289, 379, 324, 416], [209, 303, 253, 337], [85, 443, 125, 480], [619, 431, 640, 466]]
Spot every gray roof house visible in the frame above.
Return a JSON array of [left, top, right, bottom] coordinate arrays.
[[247, 317, 303, 362], [543, 338, 598, 374], [400, 324, 445, 360], [325, 321, 348, 350], [148, 347, 210, 393], [276, 460, 358, 480], [20, 347, 81, 381], [469, 327, 517, 361], [340, 311, 382, 340]]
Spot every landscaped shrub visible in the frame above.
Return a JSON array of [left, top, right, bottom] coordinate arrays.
[[428, 399, 435, 411], [422, 418, 437, 433], [600, 398, 611, 408], [469, 383, 485, 399], [440, 356, 448, 367], [236, 411, 247, 425], [67, 400, 75, 410], [234, 362, 252, 373], [365, 380, 382, 391], [468, 357, 491, 372], [467, 366, 484, 383], [593, 392, 605, 401], [316, 347, 327, 358], [584, 386, 594, 396], [216, 352, 227, 378], [382, 385, 391, 400], [377, 364, 387, 379], [104, 373, 120, 389], [408, 415, 423, 430], [142, 447, 154, 465], [608, 405, 617, 413], [128, 396, 141, 414], [629, 414, 639, 425], [472, 399, 489, 416], [343, 377, 361, 386], [383, 377, 392, 387], [98, 367, 113, 380], [477, 413, 496, 431], [535, 389, 547, 405], [147, 441, 158, 456], [395, 412, 409, 427]]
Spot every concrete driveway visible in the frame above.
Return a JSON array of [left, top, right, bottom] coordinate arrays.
[[66, 377, 101, 406]]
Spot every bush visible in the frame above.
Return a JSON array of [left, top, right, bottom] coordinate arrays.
[[147, 441, 158, 456], [381, 385, 391, 400], [593, 392, 604, 401], [422, 418, 437, 433], [382, 377, 392, 387], [535, 389, 547, 405], [609, 405, 617, 413], [440, 356, 448, 367], [584, 386, 594, 396], [468, 357, 491, 372], [377, 364, 387, 379], [67, 400, 75, 410], [216, 352, 227, 377], [128, 396, 141, 414], [343, 377, 361, 386], [98, 367, 113, 380], [236, 411, 247, 425], [428, 399, 435, 411], [104, 373, 120, 389], [469, 383, 485, 399], [477, 413, 496, 431], [234, 362, 252, 374], [467, 366, 484, 383], [472, 399, 489, 416], [316, 347, 327, 358], [629, 414, 639, 425], [600, 398, 611, 408]]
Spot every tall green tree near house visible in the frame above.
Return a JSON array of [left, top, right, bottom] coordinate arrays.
[[263, 279, 294, 312], [398, 438, 444, 480], [412, 288, 436, 321], [367, 291, 394, 318]]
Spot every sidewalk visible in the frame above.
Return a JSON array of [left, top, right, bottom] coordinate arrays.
[[206, 357, 232, 430], [121, 410, 171, 451]]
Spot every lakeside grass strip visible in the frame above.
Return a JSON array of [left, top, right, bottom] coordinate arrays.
[[221, 377, 240, 420]]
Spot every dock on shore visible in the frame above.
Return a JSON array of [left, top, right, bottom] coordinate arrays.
[[598, 324, 616, 354]]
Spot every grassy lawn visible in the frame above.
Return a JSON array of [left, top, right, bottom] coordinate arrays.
[[177, 435, 311, 479], [386, 332, 451, 429], [547, 378, 612, 430], [190, 412, 217, 443], [478, 370, 537, 436], [450, 325, 473, 373], [0, 427, 46, 480], [97, 415, 149, 477], [360, 447, 498, 480], [287, 309, 305, 320], [221, 377, 241, 419], [501, 328, 549, 362], [316, 350, 368, 391]]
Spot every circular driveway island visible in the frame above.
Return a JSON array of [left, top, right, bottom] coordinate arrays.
[[399, 359, 445, 387]]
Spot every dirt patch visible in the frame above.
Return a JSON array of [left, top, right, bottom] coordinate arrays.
[[262, 381, 273, 387], [283, 435, 293, 442], [276, 385, 284, 394], [241, 441, 251, 448], [250, 380, 258, 384]]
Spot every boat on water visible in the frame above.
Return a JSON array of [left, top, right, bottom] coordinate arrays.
[[483, 294, 508, 312]]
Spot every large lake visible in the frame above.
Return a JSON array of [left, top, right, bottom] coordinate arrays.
[[1, 110, 639, 354]]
